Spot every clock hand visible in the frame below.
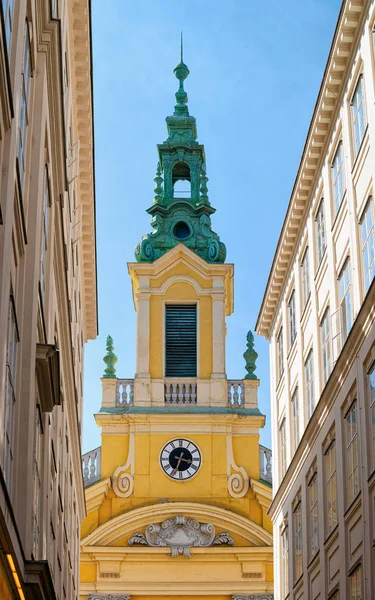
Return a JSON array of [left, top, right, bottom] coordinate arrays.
[[172, 452, 184, 476], [180, 457, 192, 464]]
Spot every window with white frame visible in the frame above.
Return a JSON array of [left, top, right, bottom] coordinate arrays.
[[32, 405, 43, 559], [332, 143, 345, 214], [324, 439, 337, 536], [339, 259, 352, 341], [350, 566, 362, 600], [308, 470, 319, 559], [352, 76, 366, 154], [4, 296, 18, 490], [289, 290, 297, 347], [277, 327, 284, 382], [40, 166, 50, 301], [291, 388, 300, 454], [305, 351, 315, 419], [2, 0, 14, 51], [360, 200, 375, 293], [301, 247, 310, 309], [321, 308, 332, 385], [293, 497, 303, 582], [279, 418, 287, 479], [368, 364, 375, 471], [316, 200, 326, 265], [280, 520, 289, 599], [345, 401, 360, 504], [17, 22, 32, 189]]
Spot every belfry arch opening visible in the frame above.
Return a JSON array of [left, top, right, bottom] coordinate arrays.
[[172, 162, 191, 197]]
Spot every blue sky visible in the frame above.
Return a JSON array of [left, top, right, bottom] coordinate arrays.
[[83, 0, 342, 453]]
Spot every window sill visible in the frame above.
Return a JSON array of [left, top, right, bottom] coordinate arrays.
[[292, 574, 303, 590], [331, 190, 347, 232], [307, 549, 320, 569], [351, 124, 369, 175], [300, 294, 311, 325], [324, 523, 339, 548], [344, 490, 362, 521], [287, 338, 297, 362]]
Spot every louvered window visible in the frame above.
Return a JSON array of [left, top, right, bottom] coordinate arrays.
[[165, 304, 197, 377]]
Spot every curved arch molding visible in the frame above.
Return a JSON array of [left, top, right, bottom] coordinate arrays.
[[81, 501, 272, 547]]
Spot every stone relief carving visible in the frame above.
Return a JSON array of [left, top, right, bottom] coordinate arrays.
[[112, 434, 134, 498], [88, 595, 130, 600], [128, 515, 234, 557], [226, 434, 249, 498], [232, 596, 274, 600]]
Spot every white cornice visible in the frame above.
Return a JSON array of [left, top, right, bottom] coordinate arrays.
[[69, 0, 97, 341], [85, 477, 111, 514], [256, 0, 370, 338]]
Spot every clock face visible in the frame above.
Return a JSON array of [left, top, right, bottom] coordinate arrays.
[[160, 438, 202, 481]]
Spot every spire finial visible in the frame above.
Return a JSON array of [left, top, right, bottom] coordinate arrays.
[[103, 335, 118, 378], [173, 35, 189, 116], [243, 331, 259, 380]]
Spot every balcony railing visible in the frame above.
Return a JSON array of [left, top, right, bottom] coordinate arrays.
[[259, 444, 272, 484], [101, 378, 253, 408], [82, 446, 101, 487], [227, 380, 244, 407], [116, 379, 134, 406], [165, 380, 197, 404]]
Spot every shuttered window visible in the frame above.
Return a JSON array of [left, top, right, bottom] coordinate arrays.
[[165, 304, 197, 377]]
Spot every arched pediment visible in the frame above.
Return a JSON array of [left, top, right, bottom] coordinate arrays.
[[81, 501, 272, 548]]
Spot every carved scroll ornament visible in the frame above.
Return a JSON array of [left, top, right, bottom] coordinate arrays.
[[128, 515, 234, 557], [112, 434, 134, 498], [227, 434, 249, 498]]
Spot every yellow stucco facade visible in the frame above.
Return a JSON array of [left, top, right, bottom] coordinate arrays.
[[80, 245, 273, 600]]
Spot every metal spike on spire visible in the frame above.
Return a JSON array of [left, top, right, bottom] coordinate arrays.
[[180, 31, 183, 63]]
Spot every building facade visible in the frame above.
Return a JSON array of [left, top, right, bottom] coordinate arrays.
[[256, 0, 375, 598], [80, 56, 274, 600], [0, 0, 96, 598]]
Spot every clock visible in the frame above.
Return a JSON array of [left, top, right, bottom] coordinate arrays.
[[160, 438, 202, 481]]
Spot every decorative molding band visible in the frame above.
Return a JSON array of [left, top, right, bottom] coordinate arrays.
[[232, 596, 274, 600], [128, 515, 234, 557], [227, 434, 249, 498], [88, 595, 130, 600], [112, 434, 134, 497]]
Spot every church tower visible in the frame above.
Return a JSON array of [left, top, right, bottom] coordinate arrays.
[[80, 49, 274, 600]]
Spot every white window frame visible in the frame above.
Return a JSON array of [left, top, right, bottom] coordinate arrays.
[[315, 200, 326, 265], [338, 259, 352, 341], [308, 470, 319, 559], [291, 387, 300, 454], [40, 165, 51, 301], [2, 0, 14, 51], [368, 362, 375, 472], [279, 418, 287, 479], [345, 401, 360, 505], [360, 199, 375, 293], [280, 520, 289, 599], [277, 327, 284, 382], [17, 21, 32, 189], [351, 75, 367, 154], [301, 247, 310, 309], [293, 498, 303, 582], [321, 308, 332, 385], [288, 290, 297, 347], [305, 350, 315, 419], [4, 295, 19, 491], [324, 439, 337, 536], [332, 143, 345, 214]]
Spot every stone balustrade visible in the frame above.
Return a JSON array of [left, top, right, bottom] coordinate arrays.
[[116, 379, 134, 406], [227, 380, 244, 406], [164, 380, 197, 404], [82, 446, 101, 487], [259, 444, 272, 484]]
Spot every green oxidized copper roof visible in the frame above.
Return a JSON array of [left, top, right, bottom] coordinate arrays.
[[135, 38, 226, 264]]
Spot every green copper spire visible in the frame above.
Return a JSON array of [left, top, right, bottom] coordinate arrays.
[[103, 335, 117, 378], [135, 42, 226, 264], [243, 331, 258, 380]]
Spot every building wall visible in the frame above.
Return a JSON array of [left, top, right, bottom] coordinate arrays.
[[0, 0, 96, 598], [256, 0, 375, 597]]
